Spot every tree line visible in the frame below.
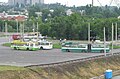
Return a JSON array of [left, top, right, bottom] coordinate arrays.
[[1, 4, 120, 40], [0, 13, 120, 41]]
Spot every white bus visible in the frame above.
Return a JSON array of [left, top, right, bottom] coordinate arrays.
[[38, 41, 53, 50], [11, 42, 39, 51], [62, 42, 110, 53]]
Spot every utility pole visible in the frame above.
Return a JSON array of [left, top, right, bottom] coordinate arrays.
[[92, 0, 94, 7], [111, 23, 114, 55], [115, 22, 117, 41], [37, 22, 39, 41], [104, 27, 106, 56], [23, 22, 24, 34], [37, 22, 38, 32], [88, 23, 90, 43], [16, 20, 19, 33], [20, 22, 23, 41], [5, 22, 8, 37], [33, 22, 35, 33]]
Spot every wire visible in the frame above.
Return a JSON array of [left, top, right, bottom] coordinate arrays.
[[97, 0, 103, 6], [109, 0, 114, 6], [114, 0, 120, 8]]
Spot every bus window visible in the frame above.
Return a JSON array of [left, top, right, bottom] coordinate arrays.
[[30, 44, 33, 46], [78, 44, 87, 48], [46, 43, 49, 45], [50, 43, 52, 45], [92, 44, 105, 48]]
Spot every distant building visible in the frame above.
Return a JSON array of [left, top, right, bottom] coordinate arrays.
[[31, 0, 44, 5], [8, 0, 44, 6], [66, 9, 73, 16], [0, 12, 28, 21]]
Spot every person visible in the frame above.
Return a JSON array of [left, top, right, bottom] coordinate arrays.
[[59, 38, 62, 44], [60, 38, 62, 42]]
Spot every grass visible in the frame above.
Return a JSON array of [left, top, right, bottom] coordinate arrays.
[[53, 43, 61, 49], [113, 45, 120, 49], [0, 54, 119, 79], [0, 65, 25, 71], [2, 43, 11, 47]]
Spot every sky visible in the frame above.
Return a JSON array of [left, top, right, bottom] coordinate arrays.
[[0, 0, 119, 6]]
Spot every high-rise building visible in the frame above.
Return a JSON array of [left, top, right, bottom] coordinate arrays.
[[31, 0, 44, 5], [8, 0, 44, 6]]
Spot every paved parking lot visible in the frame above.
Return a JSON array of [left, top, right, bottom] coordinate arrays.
[[0, 37, 104, 66], [0, 37, 119, 67]]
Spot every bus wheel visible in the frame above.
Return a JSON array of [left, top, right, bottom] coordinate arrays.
[[27, 48, 29, 50], [14, 47, 17, 50], [100, 50, 104, 53], [40, 47, 43, 50], [66, 49, 70, 52]]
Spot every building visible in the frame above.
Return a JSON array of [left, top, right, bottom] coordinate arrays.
[[0, 12, 28, 21], [66, 9, 73, 16], [31, 0, 44, 5], [8, 0, 44, 6], [8, 0, 24, 5]]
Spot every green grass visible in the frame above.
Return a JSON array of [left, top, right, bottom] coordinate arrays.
[[109, 44, 120, 49], [53, 43, 61, 49], [2, 43, 11, 47], [0, 65, 25, 71], [113, 45, 120, 49]]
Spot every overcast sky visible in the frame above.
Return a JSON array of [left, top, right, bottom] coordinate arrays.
[[0, 0, 119, 6]]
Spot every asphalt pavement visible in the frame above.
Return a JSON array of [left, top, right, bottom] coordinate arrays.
[[0, 37, 119, 67], [113, 76, 120, 79]]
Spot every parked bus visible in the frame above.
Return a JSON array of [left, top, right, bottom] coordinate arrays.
[[11, 42, 39, 51], [38, 40, 53, 50], [61, 42, 110, 53]]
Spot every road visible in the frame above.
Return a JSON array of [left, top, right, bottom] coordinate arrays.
[[0, 37, 119, 67], [113, 76, 120, 79]]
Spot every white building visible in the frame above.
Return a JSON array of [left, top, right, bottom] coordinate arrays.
[[32, 0, 44, 4], [66, 9, 73, 16]]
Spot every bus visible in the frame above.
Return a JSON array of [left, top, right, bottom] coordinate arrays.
[[61, 42, 110, 53], [11, 42, 39, 51], [38, 40, 53, 50]]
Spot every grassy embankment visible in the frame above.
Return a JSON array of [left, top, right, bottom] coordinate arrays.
[[0, 55, 119, 79]]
